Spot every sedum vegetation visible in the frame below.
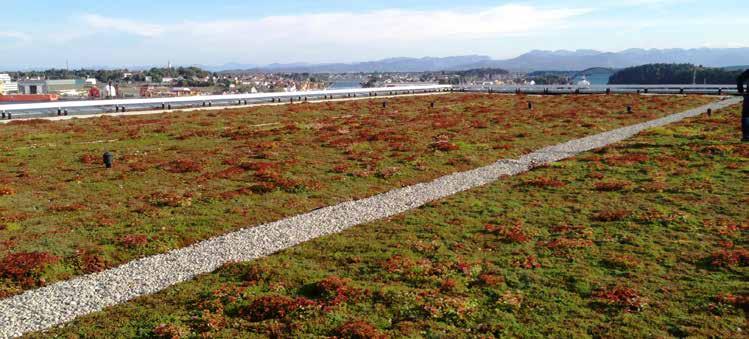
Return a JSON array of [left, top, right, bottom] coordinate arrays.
[[0, 94, 715, 298], [26, 102, 747, 338]]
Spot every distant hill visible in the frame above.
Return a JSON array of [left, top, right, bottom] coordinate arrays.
[[18, 48, 744, 74], [473, 48, 749, 72], [609, 63, 743, 85], [226, 56, 492, 73], [197, 63, 258, 72], [213, 48, 749, 73], [722, 65, 749, 71]]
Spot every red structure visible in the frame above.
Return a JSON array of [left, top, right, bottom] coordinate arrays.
[[88, 87, 101, 98], [0, 94, 59, 103]]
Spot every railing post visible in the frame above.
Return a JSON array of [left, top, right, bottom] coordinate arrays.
[[103, 152, 114, 169], [743, 95, 749, 142]]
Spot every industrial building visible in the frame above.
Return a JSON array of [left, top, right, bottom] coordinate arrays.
[[18, 80, 49, 94], [18, 79, 87, 95]]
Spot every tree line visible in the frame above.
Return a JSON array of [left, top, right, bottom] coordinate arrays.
[[8, 69, 129, 82], [135, 67, 212, 83], [609, 64, 744, 84], [6, 66, 214, 85]]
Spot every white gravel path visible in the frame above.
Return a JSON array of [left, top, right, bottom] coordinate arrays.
[[0, 96, 741, 338]]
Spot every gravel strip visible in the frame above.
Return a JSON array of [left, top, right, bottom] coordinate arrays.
[[0, 96, 740, 338]]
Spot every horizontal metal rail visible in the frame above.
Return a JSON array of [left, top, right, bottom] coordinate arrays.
[[0, 83, 736, 120], [0, 85, 452, 113], [459, 84, 740, 96]]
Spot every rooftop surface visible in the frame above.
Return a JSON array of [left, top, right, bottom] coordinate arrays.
[[0, 93, 745, 337]]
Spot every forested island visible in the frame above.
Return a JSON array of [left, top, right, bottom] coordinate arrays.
[[609, 63, 744, 84]]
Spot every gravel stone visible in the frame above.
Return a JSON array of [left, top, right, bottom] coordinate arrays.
[[0, 96, 740, 338]]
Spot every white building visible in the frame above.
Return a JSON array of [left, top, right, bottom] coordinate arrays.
[[0, 74, 18, 94], [85, 78, 97, 86], [58, 89, 84, 97], [0, 74, 10, 87], [576, 76, 591, 88]]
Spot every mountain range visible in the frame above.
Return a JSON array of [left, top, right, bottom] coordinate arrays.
[[201, 48, 749, 73]]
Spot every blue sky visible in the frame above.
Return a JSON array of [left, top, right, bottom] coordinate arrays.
[[1, 0, 747, 69]]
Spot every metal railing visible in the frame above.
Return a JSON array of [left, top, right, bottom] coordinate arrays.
[[457, 84, 739, 96], [0, 85, 452, 119]]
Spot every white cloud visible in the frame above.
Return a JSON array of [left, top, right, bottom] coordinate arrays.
[[82, 14, 166, 37], [610, 0, 692, 7], [1, 2, 745, 68], [0, 31, 30, 42], [78, 5, 591, 43], [52, 5, 591, 64], [701, 41, 749, 48]]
